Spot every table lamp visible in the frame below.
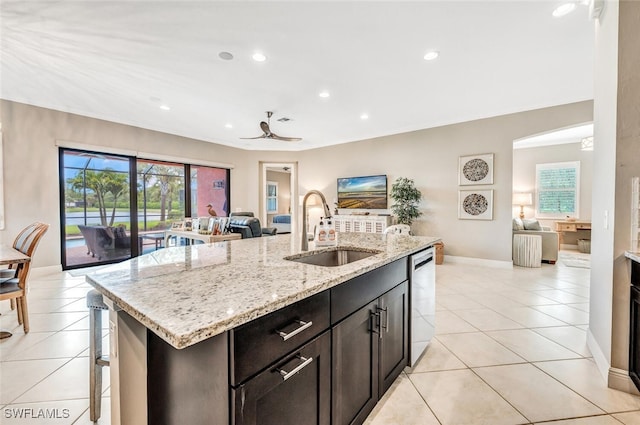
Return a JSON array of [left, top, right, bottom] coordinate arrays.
[[513, 192, 533, 219]]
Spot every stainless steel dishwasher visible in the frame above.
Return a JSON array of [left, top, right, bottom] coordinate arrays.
[[409, 247, 436, 366]]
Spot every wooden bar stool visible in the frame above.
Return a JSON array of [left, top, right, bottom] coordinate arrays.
[[87, 289, 110, 422]]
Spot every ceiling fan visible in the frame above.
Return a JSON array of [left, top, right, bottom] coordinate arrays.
[[241, 111, 302, 142]]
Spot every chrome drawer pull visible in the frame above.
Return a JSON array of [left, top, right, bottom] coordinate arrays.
[[277, 355, 313, 381], [276, 320, 313, 341], [377, 306, 389, 333]]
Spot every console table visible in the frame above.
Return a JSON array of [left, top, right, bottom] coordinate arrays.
[[332, 215, 392, 234], [555, 220, 591, 248], [165, 230, 241, 247]]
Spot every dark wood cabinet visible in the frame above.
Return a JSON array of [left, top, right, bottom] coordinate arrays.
[[379, 281, 409, 395], [232, 331, 331, 425], [230, 291, 330, 386], [145, 256, 413, 425], [332, 300, 380, 425], [332, 281, 409, 425]]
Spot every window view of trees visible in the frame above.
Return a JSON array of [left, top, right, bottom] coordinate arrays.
[[535, 161, 580, 218], [67, 169, 129, 226], [137, 160, 185, 232]]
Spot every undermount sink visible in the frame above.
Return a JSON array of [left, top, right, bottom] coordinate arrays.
[[285, 248, 381, 267]]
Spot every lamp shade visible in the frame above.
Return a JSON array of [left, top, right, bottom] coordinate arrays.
[[513, 192, 533, 206]]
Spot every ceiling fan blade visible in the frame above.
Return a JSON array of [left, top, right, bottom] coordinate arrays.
[[272, 134, 302, 142], [260, 121, 271, 134], [239, 135, 267, 139]]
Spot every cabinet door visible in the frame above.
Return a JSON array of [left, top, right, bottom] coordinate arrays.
[[332, 300, 379, 425], [379, 281, 409, 396], [232, 331, 331, 425]]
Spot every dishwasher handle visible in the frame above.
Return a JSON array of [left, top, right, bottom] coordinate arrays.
[[415, 256, 433, 270], [412, 248, 434, 270]]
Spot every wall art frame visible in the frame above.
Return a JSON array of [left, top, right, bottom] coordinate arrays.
[[458, 189, 493, 220], [459, 153, 494, 185]]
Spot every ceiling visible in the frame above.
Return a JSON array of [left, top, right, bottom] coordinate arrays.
[[0, 1, 595, 152], [513, 123, 593, 149]]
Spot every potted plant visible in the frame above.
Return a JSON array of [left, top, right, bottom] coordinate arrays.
[[390, 177, 423, 226]]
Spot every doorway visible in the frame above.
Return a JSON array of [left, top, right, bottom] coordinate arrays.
[[260, 162, 297, 235], [512, 122, 593, 262]]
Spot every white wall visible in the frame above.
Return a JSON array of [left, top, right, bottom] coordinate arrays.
[[589, 0, 619, 381], [609, 0, 640, 386]]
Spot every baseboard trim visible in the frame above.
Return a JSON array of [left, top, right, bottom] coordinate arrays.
[[442, 255, 513, 269], [30, 264, 62, 277], [587, 329, 610, 385], [608, 367, 640, 395]]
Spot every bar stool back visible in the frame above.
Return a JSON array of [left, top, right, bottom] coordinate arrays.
[[87, 289, 110, 422]]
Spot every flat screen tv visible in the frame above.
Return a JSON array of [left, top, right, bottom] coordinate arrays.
[[337, 175, 387, 209]]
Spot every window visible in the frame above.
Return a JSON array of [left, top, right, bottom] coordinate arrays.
[[266, 181, 278, 213], [535, 161, 580, 218]]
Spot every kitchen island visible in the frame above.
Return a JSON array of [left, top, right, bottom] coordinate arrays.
[[87, 232, 439, 425]]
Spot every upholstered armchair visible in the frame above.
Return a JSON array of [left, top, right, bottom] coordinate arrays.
[[228, 213, 277, 238]]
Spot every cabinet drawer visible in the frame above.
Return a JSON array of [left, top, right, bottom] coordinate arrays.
[[331, 258, 408, 325], [230, 291, 330, 386], [232, 331, 331, 425], [558, 223, 577, 232]]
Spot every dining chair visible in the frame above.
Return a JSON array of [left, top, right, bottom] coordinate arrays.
[[0, 222, 49, 333]]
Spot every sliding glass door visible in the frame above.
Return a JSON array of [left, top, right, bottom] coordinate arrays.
[[60, 150, 133, 268], [190, 165, 229, 218], [60, 148, 231, 269], [137, 160, 185, 251]]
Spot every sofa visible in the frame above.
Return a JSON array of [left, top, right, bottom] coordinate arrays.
[[228, 214, 277, 238], [512, 218, 559, 264], [271, 214, 291, 234], [77, 224, 131, 260]]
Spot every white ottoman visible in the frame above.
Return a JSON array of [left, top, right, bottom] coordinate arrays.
[[513, 234, 542, 268]]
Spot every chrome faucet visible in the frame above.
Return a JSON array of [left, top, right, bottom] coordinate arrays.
[[301, 190, 332, 251]]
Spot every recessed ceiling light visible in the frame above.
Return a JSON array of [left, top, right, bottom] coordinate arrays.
[[423, 51, 439, 61], [552, 2, 576, 17], [319, 91, 330, 98], [360, 114, 369, 120], [159, 104, 170, 111], [218, 51, 234, 60], [252, 52, 266, 62], [225, 123, 233, 129]]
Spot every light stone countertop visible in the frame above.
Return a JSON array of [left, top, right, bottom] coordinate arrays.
[[86, 232, 439, 349], [626, 251, 640, 263]]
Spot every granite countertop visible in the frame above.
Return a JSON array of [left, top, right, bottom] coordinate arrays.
[[86, 232, 439, 349], [626, 251, 640, 263]]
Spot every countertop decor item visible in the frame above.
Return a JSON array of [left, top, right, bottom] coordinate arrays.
[[390, 177, 422, 226]]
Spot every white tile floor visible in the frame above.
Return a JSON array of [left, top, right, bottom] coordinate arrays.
[[1, 250, 639, 425], [365, 251, 640, 425]]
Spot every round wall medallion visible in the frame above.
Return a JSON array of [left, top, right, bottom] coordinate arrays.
[[462, 158, 489, 182], [463, 193, 488, 215]]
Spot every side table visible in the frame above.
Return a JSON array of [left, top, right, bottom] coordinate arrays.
[[513, 234, 542, 268]]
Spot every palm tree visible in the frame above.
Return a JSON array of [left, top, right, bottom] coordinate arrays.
[[68, 169, 129, 226]]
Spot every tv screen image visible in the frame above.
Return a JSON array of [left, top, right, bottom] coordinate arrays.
[[337, 175, 387, 209]]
